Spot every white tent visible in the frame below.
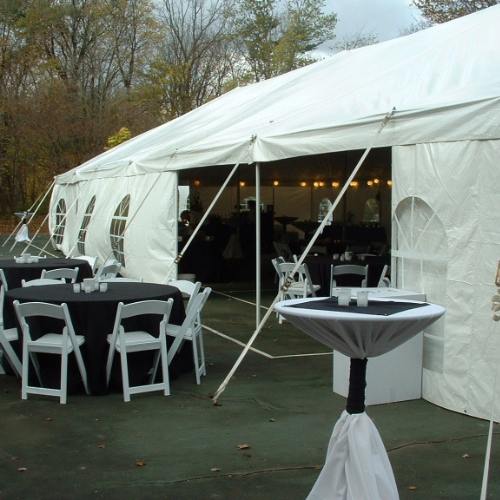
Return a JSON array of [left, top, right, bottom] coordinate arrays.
[[50, 5, 500, 420]]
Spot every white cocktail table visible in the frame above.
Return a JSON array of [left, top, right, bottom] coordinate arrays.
[[274, 296, 445, 500]]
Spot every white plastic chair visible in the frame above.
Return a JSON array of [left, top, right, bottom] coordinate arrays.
[[330, 264, 369, 294], [274, 259, 321, 299], [166, 279, 202, 314], [13, 300, 90, 404], [95, 260, 122, 282], [273, 259, 321, 323], [167, 287, 212, 385], [41, 267, 79, 283], [21, 278, 65, 287], [0, 269, 22, 377], [106, 298, 173, 402]]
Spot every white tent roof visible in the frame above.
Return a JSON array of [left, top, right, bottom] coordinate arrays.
[[56, 5, 500, 184]]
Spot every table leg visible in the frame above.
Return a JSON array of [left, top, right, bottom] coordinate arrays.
[[346, 357, 367, 414]]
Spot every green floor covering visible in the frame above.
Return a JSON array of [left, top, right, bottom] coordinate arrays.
[[1, 237, 500, 499]]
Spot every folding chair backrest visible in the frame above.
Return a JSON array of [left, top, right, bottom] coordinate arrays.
[[0, 269, 8, 313], [331, 264, 369, 291], [14, 301, 76, 345], [167, 287, 212, 364], [166, 279, 202, 312], [22, 278, 65, 287], [41, 267, 79, 283], [95, 260, 122, 281], [115, 299, 173, 325], [276, 261, 317, 297]]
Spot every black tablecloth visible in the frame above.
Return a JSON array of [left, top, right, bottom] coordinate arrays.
[[0, 258, 93, 289], [4, 282, 191, 395], [289, 297, 428, 315]]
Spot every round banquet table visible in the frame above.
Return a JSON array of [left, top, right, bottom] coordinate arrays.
[[0, 257, 93, 289], [275, 295, 445, 500], [4, 282, 191, 395]]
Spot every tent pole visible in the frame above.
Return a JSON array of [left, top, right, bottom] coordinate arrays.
[[212, 109, 395, 405], [255, 162, 261, 327], [169, 136, 257, 282]]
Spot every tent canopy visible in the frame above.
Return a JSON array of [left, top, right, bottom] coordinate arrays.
[[55, 5, 500, 185]]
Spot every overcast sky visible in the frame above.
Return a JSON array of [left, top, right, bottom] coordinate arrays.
[[324, 0, 424, 49]]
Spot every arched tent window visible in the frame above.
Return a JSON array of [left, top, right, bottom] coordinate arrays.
[[110, 195, 130, 267], [392, 196, 447, 373], [77, 196, 96, 255], [53, 198, 67, 246]]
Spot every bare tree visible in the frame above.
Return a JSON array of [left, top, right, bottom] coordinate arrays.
[[412, 0, 499, 23], [332, 27, 378, 52], [137, 0, 235, 119]]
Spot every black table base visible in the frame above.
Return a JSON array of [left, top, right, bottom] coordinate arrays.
[[346, 357, 367, 414]]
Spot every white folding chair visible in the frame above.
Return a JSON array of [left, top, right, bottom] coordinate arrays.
[[21, 278, 65, 287], [330, 264, 369, 294], [13, 300, 90, 404], [0, 269, 22, 377], [106, 299, 173, 402], [274, 260, 321, 299], [273, 259, 320, 323], [167, 287, 212, 385], [95, 260, 122, 282], [166, 279, 202, 314], [41, 267, 79, 283]]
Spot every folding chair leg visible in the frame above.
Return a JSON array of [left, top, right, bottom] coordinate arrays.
[[60, 350, 68, 405], [120, 349, 131, 402]]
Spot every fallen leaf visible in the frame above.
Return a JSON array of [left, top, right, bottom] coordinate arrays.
[[238, 444, 250, 450], [45, 417, 53, 421], [135, 461, 146, 467], [98, 444, 106, 449], [408, 486, 418, 490]]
